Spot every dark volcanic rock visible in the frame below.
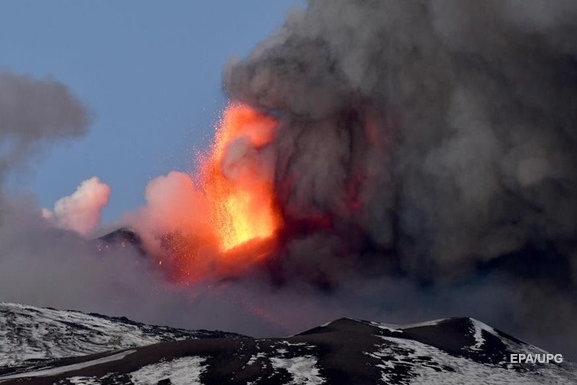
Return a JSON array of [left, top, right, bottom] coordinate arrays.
[[1, 305, 576, 384], [95, 228, 147, 256]]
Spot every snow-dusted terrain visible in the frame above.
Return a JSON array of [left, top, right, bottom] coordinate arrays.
[[0, 303, 236, 368], [1, 303, 576, 384]]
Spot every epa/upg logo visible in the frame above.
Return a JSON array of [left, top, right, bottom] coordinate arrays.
[[509, 353, 563, 364]]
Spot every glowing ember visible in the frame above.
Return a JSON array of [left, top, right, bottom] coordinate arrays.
[[202, 104, 281, 252]]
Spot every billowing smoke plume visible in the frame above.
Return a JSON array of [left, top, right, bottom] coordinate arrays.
[[44, 177, 111, 235], [225, 0, 577, 277], [1, 0, 577, 363], [0, 71, 90, 180], [0, 71, 276, 336], [0, 72, 105, 236], [224, 0, 577, 357]]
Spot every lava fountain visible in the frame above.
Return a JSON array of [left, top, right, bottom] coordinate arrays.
[[158, 103, 282, 282], [202, 104, 281, 252]]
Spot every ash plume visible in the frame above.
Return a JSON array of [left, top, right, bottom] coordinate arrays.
[[224, 0, 577, 357], [0, 72, 248, 335], [0, 71, 91, 183], [0, 72, 307, 339]]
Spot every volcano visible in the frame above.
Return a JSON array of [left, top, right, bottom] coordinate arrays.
[[117, 0, 577, 325], [2, 0, 577, 381], [1, 303, 576, 385]]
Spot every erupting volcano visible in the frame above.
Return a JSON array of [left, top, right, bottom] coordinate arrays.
[[155, 104, 283, 282], [203, 104, 281, 252], [2, 0, 577, 364]]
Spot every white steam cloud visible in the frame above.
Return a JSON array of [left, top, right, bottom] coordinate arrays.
[[44, 177, 111, 236]]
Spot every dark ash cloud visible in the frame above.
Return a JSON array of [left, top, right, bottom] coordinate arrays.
[[224, 0, 577, 359]]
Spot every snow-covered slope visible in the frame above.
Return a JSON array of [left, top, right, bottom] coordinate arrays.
[[1, 305, 576, 384], [364, 318, 576, 384], [0, 303, 237, 368]]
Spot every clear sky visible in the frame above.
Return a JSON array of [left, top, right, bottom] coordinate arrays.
[[0, 0, 303, 224]]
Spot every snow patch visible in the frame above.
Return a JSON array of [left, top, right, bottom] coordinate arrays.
[[397, 318, 445, 329], [0, 350, 135, 382], [270, 355, 324, 385], [130, 356, 206, 385], [368, 335, 577, 385], [68, 376, 101, 385], [469, 320, 487, 351], [0, 302, 199, 367], [368, 318, 445, 333], [246, 352, 266, 367]]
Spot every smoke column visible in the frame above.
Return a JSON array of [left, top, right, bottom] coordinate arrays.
[[0, 71, 90, 186], [222, 0, 577, 357]]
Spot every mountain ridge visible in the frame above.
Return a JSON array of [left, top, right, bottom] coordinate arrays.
[[0, 302, 240, 369], [1, 303, 576, 384]]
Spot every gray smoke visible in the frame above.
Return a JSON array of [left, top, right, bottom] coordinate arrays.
[[0, 71, 91, 182], [0, 71, 281, 336], [225, 0, 577, 357]]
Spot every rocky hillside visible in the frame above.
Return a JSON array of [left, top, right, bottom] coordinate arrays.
[[1, 303, 576, 384]]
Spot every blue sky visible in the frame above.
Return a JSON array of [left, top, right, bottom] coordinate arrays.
[[0, 1, 303, 224]]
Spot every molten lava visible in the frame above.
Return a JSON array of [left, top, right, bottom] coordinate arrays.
[[202, 104, 281, 253], [154, 103, 282, 282]]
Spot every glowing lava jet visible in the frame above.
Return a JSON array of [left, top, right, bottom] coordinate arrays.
[[160, 104, 282, 282], [202, 104, 281, 252]]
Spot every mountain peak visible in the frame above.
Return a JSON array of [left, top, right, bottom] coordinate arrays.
[[1, 304, 576, 384]]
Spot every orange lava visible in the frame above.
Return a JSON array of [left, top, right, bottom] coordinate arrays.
[[149, 104, 282, 283], [147, 104, 290, 333], [201, 104, 280, 251], [201, 103, 281, 255]]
